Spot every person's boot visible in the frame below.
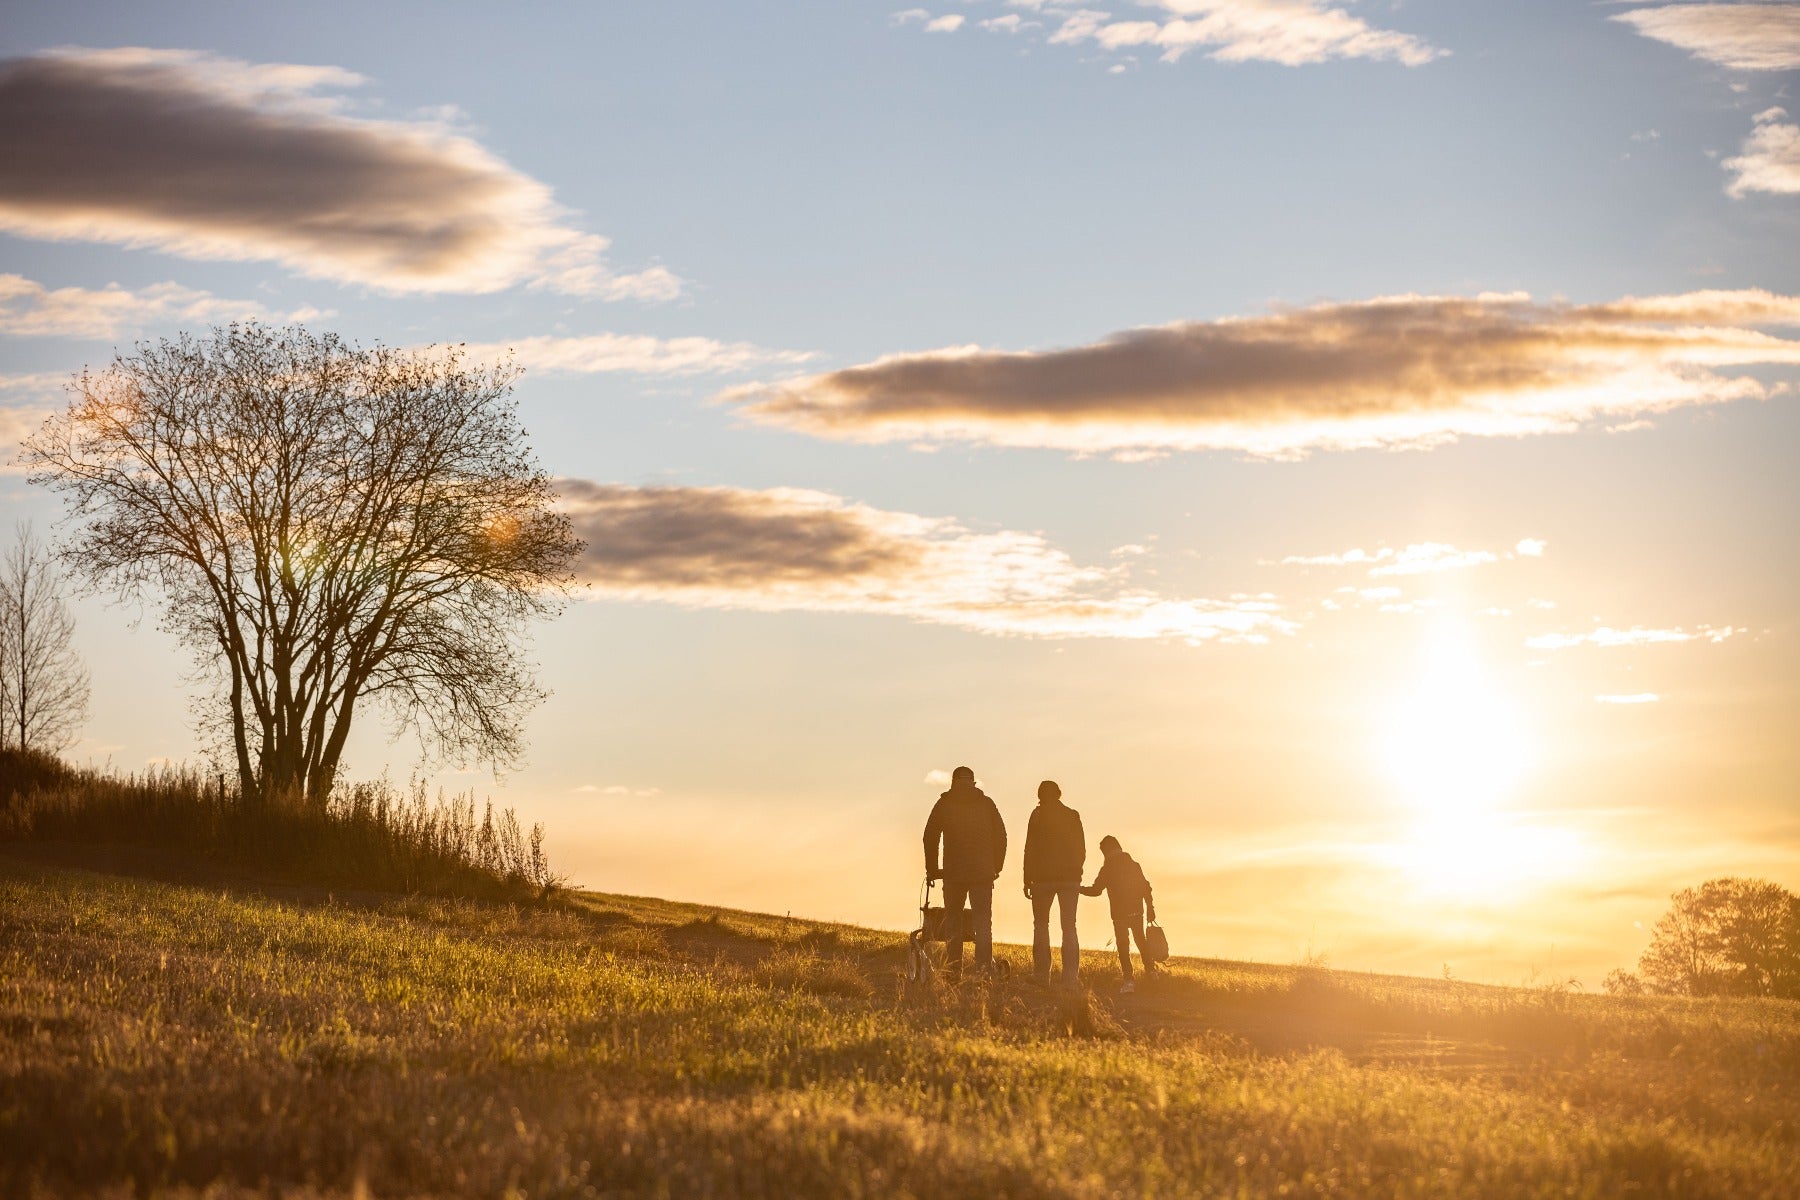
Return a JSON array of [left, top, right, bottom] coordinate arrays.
[[1119, 977, 1136, 995]]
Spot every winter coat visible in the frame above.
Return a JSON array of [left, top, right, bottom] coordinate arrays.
[[1023, 800, 1086, 885], [923, 784, 1007, 882]]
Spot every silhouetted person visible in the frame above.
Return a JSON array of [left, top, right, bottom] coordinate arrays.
[[1023, 780, 1085, 988], [1082, 834, 1158, 993], [923, 765, 1007, 979]]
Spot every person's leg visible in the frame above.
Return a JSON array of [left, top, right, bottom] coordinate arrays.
[[1030, 886, 1054, 983], [1126, 915, 1149, 979], [1114, 919, 1133, 982], [1056, 884, 1080, 986], [971, 881, 994, 971], [942, 879, 969, 977]]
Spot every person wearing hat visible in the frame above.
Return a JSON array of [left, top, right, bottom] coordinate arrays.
[[1022, 779, 1086, 988], [923, 765, 1007, 979]]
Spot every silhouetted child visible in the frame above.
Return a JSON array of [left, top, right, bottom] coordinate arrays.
[[1081, 835, 1158, 993]]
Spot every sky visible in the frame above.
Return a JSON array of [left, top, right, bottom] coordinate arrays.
[[2, 0, 1798, 986]]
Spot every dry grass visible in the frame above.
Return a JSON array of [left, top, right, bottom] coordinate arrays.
[[0, 748, 559, 901], [3, 853, 1798, 1198]]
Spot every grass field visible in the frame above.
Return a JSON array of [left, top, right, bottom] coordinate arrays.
[[3, 849, 1798, 1198]]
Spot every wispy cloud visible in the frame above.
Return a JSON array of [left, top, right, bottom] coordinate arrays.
[[980, 15, 1035, 34], [727, 290, 1800, 458], [459, 334, 817, 377], [1045, 0, 1443, 67], [1725, 107, 1800, 197], [0, 403, 53, 468], [1369, 544, 1499, 577], [1527, 625, 1740, 650], [893, 10, 965, 32], [0, 48, 676, 298], [0, 274, 318, 339], [572, 784, 663, 798], [1276, 542, 1511, 575], [1595, 693, 1660, 705], [1615, 3, 1800, 72], [558, 480, 1292, 643]]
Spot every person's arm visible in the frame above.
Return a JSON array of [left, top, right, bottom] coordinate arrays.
[[1144, 874, 1156, 922], [923, 801, 943, 879], [1022, 809, 1038, 898], [1073, 811, 1087, 878], [1080, 860, 1109, 898], [990, 798, 1007, 879]]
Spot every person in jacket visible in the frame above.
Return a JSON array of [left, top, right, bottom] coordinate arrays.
[[1022, 780, 1085, 988], [1081, 834, 1158, 993], [923, 765, 1007, 979]]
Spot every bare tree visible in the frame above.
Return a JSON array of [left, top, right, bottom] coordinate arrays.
[[0, 522, 90, 752], [24, 324, 580, 804]]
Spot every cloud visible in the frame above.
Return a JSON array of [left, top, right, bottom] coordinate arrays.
[[573, 784, 663, 798], [0, 48, 676, 298], [1615, 4, 1800, 72], [0, 404, 52, 470], [1526, 625, 1739, 650], [1276, 542, 1504, 574], [908, 1, 1439, 67], [727, 289, 1800, 458], [1057, 0, 1442, 66], [0, 273, 320, 339], [0, 368, 69, 400], [923, 769, 952, 786], [459, 333, 817, 377], [558, 480, 1292, 643], [1724, 107, 1800, 197], [1595, 693, 1660, 705], [1368, 543, 1498, 577], [1514, 538, 1547, 557]]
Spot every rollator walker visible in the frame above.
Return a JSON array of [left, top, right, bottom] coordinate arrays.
[[905, 876, 1008, 982]]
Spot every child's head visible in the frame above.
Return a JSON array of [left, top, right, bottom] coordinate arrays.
[[1100, 835, 1121, 856]]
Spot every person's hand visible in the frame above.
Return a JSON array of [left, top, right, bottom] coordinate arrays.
[[1023, 884, 1034, 901], [1146, 906, 1157, 923]]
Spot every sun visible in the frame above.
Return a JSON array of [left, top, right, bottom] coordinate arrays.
[[1374, 625, 1576, 901], [1381, 626, 1534, 820]]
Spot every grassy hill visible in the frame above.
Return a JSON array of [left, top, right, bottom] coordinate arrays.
[[3, 849, 1797, 1198]]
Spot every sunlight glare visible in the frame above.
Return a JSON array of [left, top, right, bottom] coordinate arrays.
[[1382, 625, 1534, 819]]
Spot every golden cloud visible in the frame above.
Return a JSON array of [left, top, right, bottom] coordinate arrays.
[[0, 49, 675, 298], [559, 480, 1291, 643], [1615, 4, 1800, 72], [727, 290, 1800, 458]]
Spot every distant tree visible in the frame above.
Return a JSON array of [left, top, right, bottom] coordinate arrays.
[[1638, 878, 1800, 997], [1601, 968, 1643, 997], [24, 324, 580, 805], [0, 522, 90, 751]]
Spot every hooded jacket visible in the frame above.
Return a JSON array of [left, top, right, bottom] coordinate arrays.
[[1082, 849, 1153, 920], [1023, 799, 1086, 885], [923, 783, 1007, 882]]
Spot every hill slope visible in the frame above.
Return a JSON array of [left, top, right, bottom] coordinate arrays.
[[2, 852, 1797, 1198]]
